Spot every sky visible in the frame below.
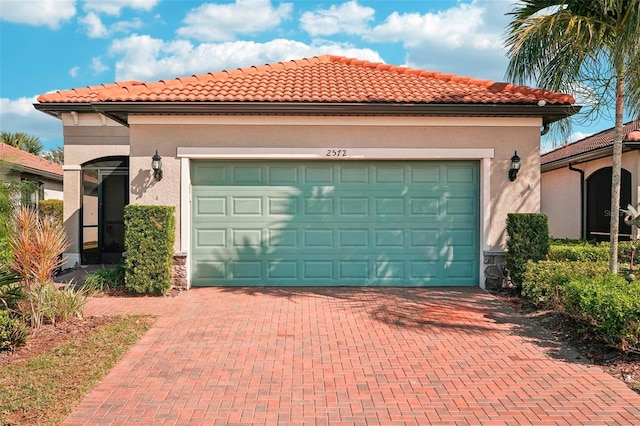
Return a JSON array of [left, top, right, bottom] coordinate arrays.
[[0, 0, 621, 152]]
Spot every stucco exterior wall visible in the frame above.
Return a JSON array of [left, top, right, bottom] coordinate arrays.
[[43, 179, 63, 200], [128, 116, 542, 252], [541, 167, 582, 238], [541, 150, 639, 239]]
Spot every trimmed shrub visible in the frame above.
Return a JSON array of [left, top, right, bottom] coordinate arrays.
[[563, 275, 640, 351], [548, 240, 640, 268], [124, 205, 175, 294], [522, 260, 609, 308], [548, 242, 609, 262], [38, 199, 63, 224], [505, 213, 549, 288]]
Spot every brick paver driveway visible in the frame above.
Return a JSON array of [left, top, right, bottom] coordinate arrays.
[[65, 287, 640, 425]]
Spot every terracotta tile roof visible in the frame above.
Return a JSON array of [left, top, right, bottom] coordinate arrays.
[[37, 55, 574, 105], [541, 120, 640, 166], [0, 143, 63, 179]]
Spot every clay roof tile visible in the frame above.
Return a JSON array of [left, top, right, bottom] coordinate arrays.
[[36, 55, 575, 106]]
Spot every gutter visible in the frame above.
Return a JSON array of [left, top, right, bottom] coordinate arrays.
[[568, 163, 585, 239], [34, 102, 580, 128]]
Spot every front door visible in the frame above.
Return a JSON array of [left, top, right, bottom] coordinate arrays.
[[99, 170, 128, 263]]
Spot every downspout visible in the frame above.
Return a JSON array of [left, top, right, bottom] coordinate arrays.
[[568, 163, 585, 239]]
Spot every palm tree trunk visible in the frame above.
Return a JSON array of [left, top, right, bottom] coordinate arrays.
[[609, 72, 626, 273]]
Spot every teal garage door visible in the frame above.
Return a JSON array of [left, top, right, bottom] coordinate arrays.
[[191, 161, 479, 286]]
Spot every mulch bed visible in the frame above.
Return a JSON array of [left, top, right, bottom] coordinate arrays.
[[496, 292, 640, 393], [0, 316, 117, 367]]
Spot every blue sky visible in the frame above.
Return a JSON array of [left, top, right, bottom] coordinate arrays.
[[0, 0, 617, 152]]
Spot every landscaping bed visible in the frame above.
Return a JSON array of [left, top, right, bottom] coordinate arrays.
[[498, 292, 640, 394], [0, 315, 155, 425]]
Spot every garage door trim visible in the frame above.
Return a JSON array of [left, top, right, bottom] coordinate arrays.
[[179, 148, 493, 288]]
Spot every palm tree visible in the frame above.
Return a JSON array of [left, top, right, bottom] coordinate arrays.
[[0, 131, 43, 156], [505, 0, 640, 273], [42, 146, 64, 165]]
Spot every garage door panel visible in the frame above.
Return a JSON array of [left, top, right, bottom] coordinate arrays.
[[192, 161, 479, 286]]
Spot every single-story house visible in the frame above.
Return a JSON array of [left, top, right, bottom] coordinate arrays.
[[0, 142, 63, 205], [541, 120, 640, 241], [35, 55, 577, 289]]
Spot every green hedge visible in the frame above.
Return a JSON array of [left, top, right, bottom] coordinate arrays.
[[522, 260, 609, 308], [38, 199, 63, 224], [548, 240, 640, 267], [563, 275, 640, 351], [124, 205, 175, 294], [548, 243, 609, 262], [506, 213, 549, 288]]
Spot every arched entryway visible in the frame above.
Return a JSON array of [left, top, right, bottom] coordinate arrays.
[[81, 157, 129, 264], [586, 167, 632, 241]]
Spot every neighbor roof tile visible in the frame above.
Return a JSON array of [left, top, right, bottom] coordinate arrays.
[[541, 120, 640, 165], [37, 55, 575, 105], [0, 143, 63, 178]]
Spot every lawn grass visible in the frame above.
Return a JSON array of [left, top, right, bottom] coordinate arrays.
[[0, 315, 156, 425]]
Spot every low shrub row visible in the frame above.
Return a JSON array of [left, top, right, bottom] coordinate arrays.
[[522, 260, 609, 308], [563, 275, 640, 352], [517, 232, 640, 351], [548, 240, 640, 266]]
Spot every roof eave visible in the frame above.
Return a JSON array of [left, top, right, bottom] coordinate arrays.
[[35, 101, 579, 127], [541, 141, 640, 172], [4, 162, 63, 181]]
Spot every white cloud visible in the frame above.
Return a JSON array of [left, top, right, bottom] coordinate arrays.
[[69, 66, 80, 78], [369, 2, 501, 49], [177, 0, 293, 42], [79, 11, 142, 38], [83, 0, 159, 16], [108, 34, 382, 82], [300, 1, 375, 36], [0, 0, 75, 29], [366, 0, 511, 81], [79, 11, 108, 38], [91, 57, 109, 74], [568, 131, 591, 143], [0, 97, 63, 144]]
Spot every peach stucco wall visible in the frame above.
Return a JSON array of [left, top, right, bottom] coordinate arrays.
[[127, 116, 542, 252], [541, 150, 640, 239], [60, 113, 544, 271]]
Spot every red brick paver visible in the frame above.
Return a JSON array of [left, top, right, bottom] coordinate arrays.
[[65, 288, 640, 425]]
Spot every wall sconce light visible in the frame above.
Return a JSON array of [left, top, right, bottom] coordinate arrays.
[[509, 151, 521, 182], [152, 150, 163, 181]]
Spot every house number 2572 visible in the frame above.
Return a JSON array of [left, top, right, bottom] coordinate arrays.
[[326, 149, 348, 157]]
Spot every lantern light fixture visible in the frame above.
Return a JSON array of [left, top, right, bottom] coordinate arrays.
[[509, 151, 521, 182], [152, 150, 163, 181]]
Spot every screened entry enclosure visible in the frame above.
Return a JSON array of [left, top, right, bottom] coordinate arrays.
[[81, 157, 129, 264]]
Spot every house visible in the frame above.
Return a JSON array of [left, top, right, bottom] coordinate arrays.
[[541, 120, 640, 241], [0, 142, 63, 205], [35, 55, 577, 289]]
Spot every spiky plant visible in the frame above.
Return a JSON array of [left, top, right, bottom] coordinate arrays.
[[8, 207, 69, 290]]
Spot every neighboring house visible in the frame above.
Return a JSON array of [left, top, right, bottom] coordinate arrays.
[[541, 120, 640, 241], [0, 142, 63, 205], [35, 55, 577, 289]]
